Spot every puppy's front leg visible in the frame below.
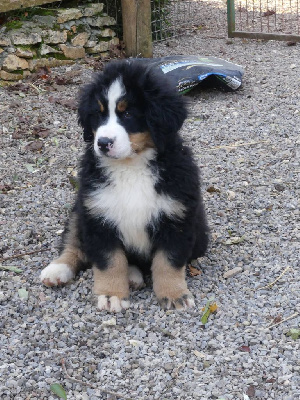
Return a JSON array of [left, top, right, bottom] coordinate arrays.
[[151, 250, 195, 310], [93, 250, 130, 312]]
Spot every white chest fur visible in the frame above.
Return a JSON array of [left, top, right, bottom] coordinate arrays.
[[85, 149, 185, 256]]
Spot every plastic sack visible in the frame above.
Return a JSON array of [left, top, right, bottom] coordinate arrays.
[[134, 55, 244, 93]]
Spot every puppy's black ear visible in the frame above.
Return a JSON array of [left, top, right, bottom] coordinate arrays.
[[78, 84, 94, 143], [144, 70, 187, 153]]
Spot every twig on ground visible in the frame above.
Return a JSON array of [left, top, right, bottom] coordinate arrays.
[[258, 266, 290, 290], [200, 140, 269, 152], [0, 248, 50, 262], [61, 359, 133, 400], [29, 83, 46, 93], [268, 312, 299, 329]]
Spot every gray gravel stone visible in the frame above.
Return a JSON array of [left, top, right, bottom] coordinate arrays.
[[1, 2, 300, 399]]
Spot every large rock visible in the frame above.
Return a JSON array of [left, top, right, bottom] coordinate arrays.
[[109, 37, 120, 46], [86, 37, 119, 54], [84, 40, 97, 48], [84, 16, 116, 27], [0, 47, 4, 54], [40, 44, 61, 56], [0, 37, 11, 46], [85, 41, 110, 54], [82, 3, 104, 17], [59, 44, 85, 59], [43, 30, 68, 44], [32, 15, 57, 28], [71, 32, 89, 47], [0, 70, 24, 81], [15, 47, 35, 58], [2, 54, 29, 71], [10, 31, 42, 45], [27, 58, 73, 71], [57, 9, 83, 23], [99, 28, 116, 38]]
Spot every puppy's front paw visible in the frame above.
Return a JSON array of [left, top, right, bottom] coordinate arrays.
[[97, 295, 130, 313], [158, 292, 195, 310], [40, 263, 74, 287]]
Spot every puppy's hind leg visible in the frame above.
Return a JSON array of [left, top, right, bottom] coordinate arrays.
[[41, 212, 86, 287], [129, 265, 145, 290]]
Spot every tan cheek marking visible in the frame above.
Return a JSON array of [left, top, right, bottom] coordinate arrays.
[[117, 99, 128, 112], [151, 250, 192, 308], [50, 212, 87, 275], [93, 250, 129, 298], [130, 131, 155, 153], [98, 100, 104, 113]]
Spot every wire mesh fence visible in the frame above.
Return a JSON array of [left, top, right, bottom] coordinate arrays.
[[103, 0, 206, 42], [3, 0, 299, 44], [151, 0, 194, 41], [228, 0, 300, 41]]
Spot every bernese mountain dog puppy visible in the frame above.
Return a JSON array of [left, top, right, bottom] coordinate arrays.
[[40, 60, 209, 312]]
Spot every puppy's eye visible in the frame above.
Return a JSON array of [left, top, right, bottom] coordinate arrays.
[[124, 111, 131, 118]]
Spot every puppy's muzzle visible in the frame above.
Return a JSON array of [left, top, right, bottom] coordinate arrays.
[[97, 137, 114, 154]]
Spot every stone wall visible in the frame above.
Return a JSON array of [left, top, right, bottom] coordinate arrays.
[[0, 3, 119, 80], [0, 0, 56, 13]]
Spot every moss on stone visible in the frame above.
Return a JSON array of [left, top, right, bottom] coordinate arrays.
[[5, 20, 23, 31], [67, 30, 75, 40], [17, 44, 39, 51], [34, 8, 56, 17], [76, 24, 86, 33]]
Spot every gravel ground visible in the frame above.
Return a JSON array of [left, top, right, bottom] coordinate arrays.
[[1, 4, 300, 399]]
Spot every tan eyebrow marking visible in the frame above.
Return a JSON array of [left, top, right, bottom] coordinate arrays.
[[116, 99, 128, 112], [97, 100, 104, 113]]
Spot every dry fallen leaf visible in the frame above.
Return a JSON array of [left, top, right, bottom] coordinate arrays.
[[263, 9, 275, 17], [25, 140, 44, 152], [207, 185, 220, 193], [239, 345, 251, 353], [32, 125, 51, 138], [188, 265, 202, 276], [246, 385, 255, 398]]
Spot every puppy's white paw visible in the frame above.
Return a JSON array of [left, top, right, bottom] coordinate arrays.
[[97, 295, 130, 313], [128, 265, 145, 290], [40, 263, 74, 287]]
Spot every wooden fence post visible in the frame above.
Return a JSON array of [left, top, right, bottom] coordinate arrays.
[[121, 0, 153, 58]]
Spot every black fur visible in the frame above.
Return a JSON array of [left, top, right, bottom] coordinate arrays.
[[73, 60, 208, 273]]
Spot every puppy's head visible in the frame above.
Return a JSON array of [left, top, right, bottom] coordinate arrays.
[[78, 60, 187, 159]]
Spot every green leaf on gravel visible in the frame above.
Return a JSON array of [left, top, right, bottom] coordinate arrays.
[[18, 288, 29, 300], [25, 163, 35, 173], [0, 265, 23, 273], [201, 296, 216, 324], [68, 175, 79, 191], [50, 383, 67, 399], [286, 328, 300, 340], [224, 236, 245, 245], [52, 137, 59, 146]]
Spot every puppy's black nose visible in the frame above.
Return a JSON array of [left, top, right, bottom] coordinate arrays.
[[97, 137, 114, 153]]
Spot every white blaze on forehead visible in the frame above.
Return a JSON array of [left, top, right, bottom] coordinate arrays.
[[106, 78, 126, 122], [94, 77, 131, 158]]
